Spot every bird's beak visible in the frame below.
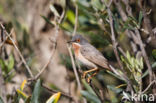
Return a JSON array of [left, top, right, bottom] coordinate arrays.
[[67, 40, 74, 44]]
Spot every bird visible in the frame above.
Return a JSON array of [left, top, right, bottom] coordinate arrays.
[[68, 34, 112, 82]]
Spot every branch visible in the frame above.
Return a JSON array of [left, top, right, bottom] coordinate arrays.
[[0, 27, 13, 48], [41, 83, 76, 102], [117, 46, 126, 58], [113, 0, 138, 54], [67, 1, 87, 103], [135, 29, 153, 82], [106, 4, 125, 74], [30, 41, 57, 81], [72, 0, 78, 36], [0, 23, 34, 78], [28, 9, 65, 81], [141, 79, 156, 94], [104, 1, 134, 92], [119, 0, 153, 82], [89, 82, 104, 103], [67, 46, 82, 90], [0, 67, 6, 103]]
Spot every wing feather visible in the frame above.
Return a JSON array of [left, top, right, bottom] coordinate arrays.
[[80, 44, 111, 70]]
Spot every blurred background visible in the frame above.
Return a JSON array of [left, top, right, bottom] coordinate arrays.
[[0, 0, 156, 103]]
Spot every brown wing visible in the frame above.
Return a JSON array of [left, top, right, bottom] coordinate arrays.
[[80, 44, 111, 71]]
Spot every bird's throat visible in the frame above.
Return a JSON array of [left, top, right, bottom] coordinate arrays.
[[72, 43, 81, 56]]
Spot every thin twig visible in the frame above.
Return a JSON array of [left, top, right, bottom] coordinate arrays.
[[32, 42, 56, 80], [135, 29, 153, 82], [0, 24, 34, 78], [4, 61, 23, 80], [67, 46, 82, 90], [41, 83, 76, 102], [141, 80, 156, 94], [0, 67, 7, 103], [68, 0, 82, 90], [28, 9, 65, 81], [107, 7, 124, 72], [113, 0, 138, 54], [89, 82, 104, 103], [72, 0, 78, 36], [0, 27, 13, 48], [104, 1, 134, 92], [120, 0, 153, 82], [117, 46, 126, 58], [67, 0, 82, 89], [67, 1, 87, 103]]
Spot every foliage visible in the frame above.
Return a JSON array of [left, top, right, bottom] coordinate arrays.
[[0, 0, 156, 103], [46, 92, 61, 103], [0, 55, 15, 82]]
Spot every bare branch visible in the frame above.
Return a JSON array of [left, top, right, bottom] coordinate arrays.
[[117, 46, 126, 58], [89, 82, 104, 103], [107, 5, 125, 73], [41, 83, 76, 102], [72, 0, 78, 36], [31, 42, 56, 81], [0, 67, 6, 103], [104, 1, 134, 93], [0, 24, 34, 78], [31, 9, 65, 80], [135, 29, 153, 81], [0, 27, 13, 48], [141, 79, 156, 94], [67, 1, 87, 102], [67, 46, 82, 90]]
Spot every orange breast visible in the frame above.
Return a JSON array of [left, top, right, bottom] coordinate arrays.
[[72, 43, 80, 57]]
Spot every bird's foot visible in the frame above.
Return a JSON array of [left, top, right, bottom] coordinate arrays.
[[82, 72, 87, 79], [87, 77, 92, 83]]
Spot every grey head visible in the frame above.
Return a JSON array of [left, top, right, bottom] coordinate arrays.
[[68, 34, 89, 45]]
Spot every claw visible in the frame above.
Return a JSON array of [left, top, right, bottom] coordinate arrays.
[[82, 72, 87, 79], [87, 77, 92, 83]]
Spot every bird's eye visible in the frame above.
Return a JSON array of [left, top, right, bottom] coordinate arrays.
[[76, 39, 80, 42]]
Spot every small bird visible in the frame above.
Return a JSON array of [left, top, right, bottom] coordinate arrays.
[[68, 34, 112, 82]]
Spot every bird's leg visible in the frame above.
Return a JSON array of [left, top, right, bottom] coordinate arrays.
[[87, 70, 99, 83], [82, 68, 98, 79]]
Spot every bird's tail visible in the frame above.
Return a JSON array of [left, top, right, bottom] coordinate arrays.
[[108, 65, 129, 82], [108, 65, 120, 75]]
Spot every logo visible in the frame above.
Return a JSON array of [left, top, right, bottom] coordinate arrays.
[[122, 91, 155, 102]]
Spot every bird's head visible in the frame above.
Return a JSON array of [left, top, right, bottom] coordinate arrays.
[[67, 34, 88, 45]]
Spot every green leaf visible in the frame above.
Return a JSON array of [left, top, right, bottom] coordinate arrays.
[[17, 89, 28, 100], [66, 10, 75, 25], [90, 0, 104, 11], [78, 0, 90, 7], [41, 15, 54, 26], [81, 90, 101, 103], [138, 11, 143, 27], [107, 85, 123, 94], [31, 79, 41, 103], [49, 4, 60, 17], [82, 79, 96, 95], [0, 97, 4, 103], [60, 21, 73, 31], [128, 16, 137, 23], [20, 80, 27, 91], [152, 49, 156, 59], [0, 59, 5, 70], [152, 62, 156, 68], [7, 55, 14, 71], [142, 62, 156, 78], [107, 70, 125, 81], [46, 92, 61, 103]]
